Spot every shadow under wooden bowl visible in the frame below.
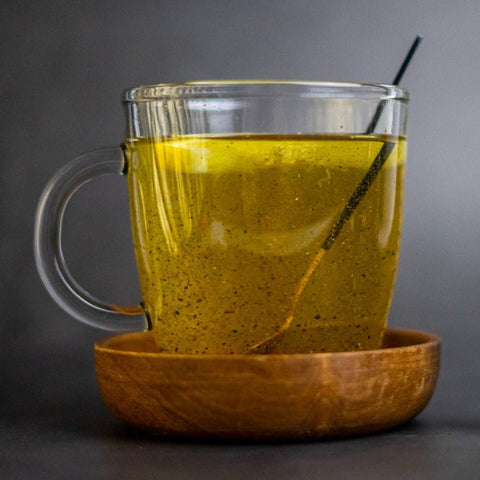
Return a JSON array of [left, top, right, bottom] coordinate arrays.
[[95, 328, 440, 440]]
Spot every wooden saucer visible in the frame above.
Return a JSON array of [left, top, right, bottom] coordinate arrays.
[[95, 328, 440, 440]]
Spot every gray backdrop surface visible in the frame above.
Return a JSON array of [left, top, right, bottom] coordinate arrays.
[[1, 0, 479, 478]]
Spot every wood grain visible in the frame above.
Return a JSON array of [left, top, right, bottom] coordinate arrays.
[[94, 328, 440, 440]]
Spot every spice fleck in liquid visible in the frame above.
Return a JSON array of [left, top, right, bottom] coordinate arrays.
[[126, 135, 406, 354]]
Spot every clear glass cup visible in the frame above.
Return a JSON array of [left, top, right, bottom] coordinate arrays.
[[34, 81, 408, 354]]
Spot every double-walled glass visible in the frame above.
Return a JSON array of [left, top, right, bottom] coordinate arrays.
[[35, 81, 408, 354]]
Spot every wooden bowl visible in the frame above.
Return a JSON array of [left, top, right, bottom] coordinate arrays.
[[95, 328, 440, 440]]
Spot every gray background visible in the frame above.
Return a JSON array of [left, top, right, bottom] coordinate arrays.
[[1, 0, 479, 478]]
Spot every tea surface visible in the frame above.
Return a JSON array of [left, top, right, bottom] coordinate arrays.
[[126, 134, 406, 353]]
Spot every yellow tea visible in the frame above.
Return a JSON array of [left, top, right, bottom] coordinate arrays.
[[125, 134, 406, 354]]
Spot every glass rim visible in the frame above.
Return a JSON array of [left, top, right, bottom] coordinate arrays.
[[123, 80, 409, 103]]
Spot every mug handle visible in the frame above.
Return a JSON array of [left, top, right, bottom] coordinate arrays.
[[34, 146, 146, 331]]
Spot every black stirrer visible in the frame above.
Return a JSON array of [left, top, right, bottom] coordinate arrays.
[[365, 35, 423, 134], [321, 35, 423, 250], [250, 36, 423, 352]]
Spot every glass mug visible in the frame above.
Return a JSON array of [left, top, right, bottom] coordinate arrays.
[[34, 81, 408, 354]]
